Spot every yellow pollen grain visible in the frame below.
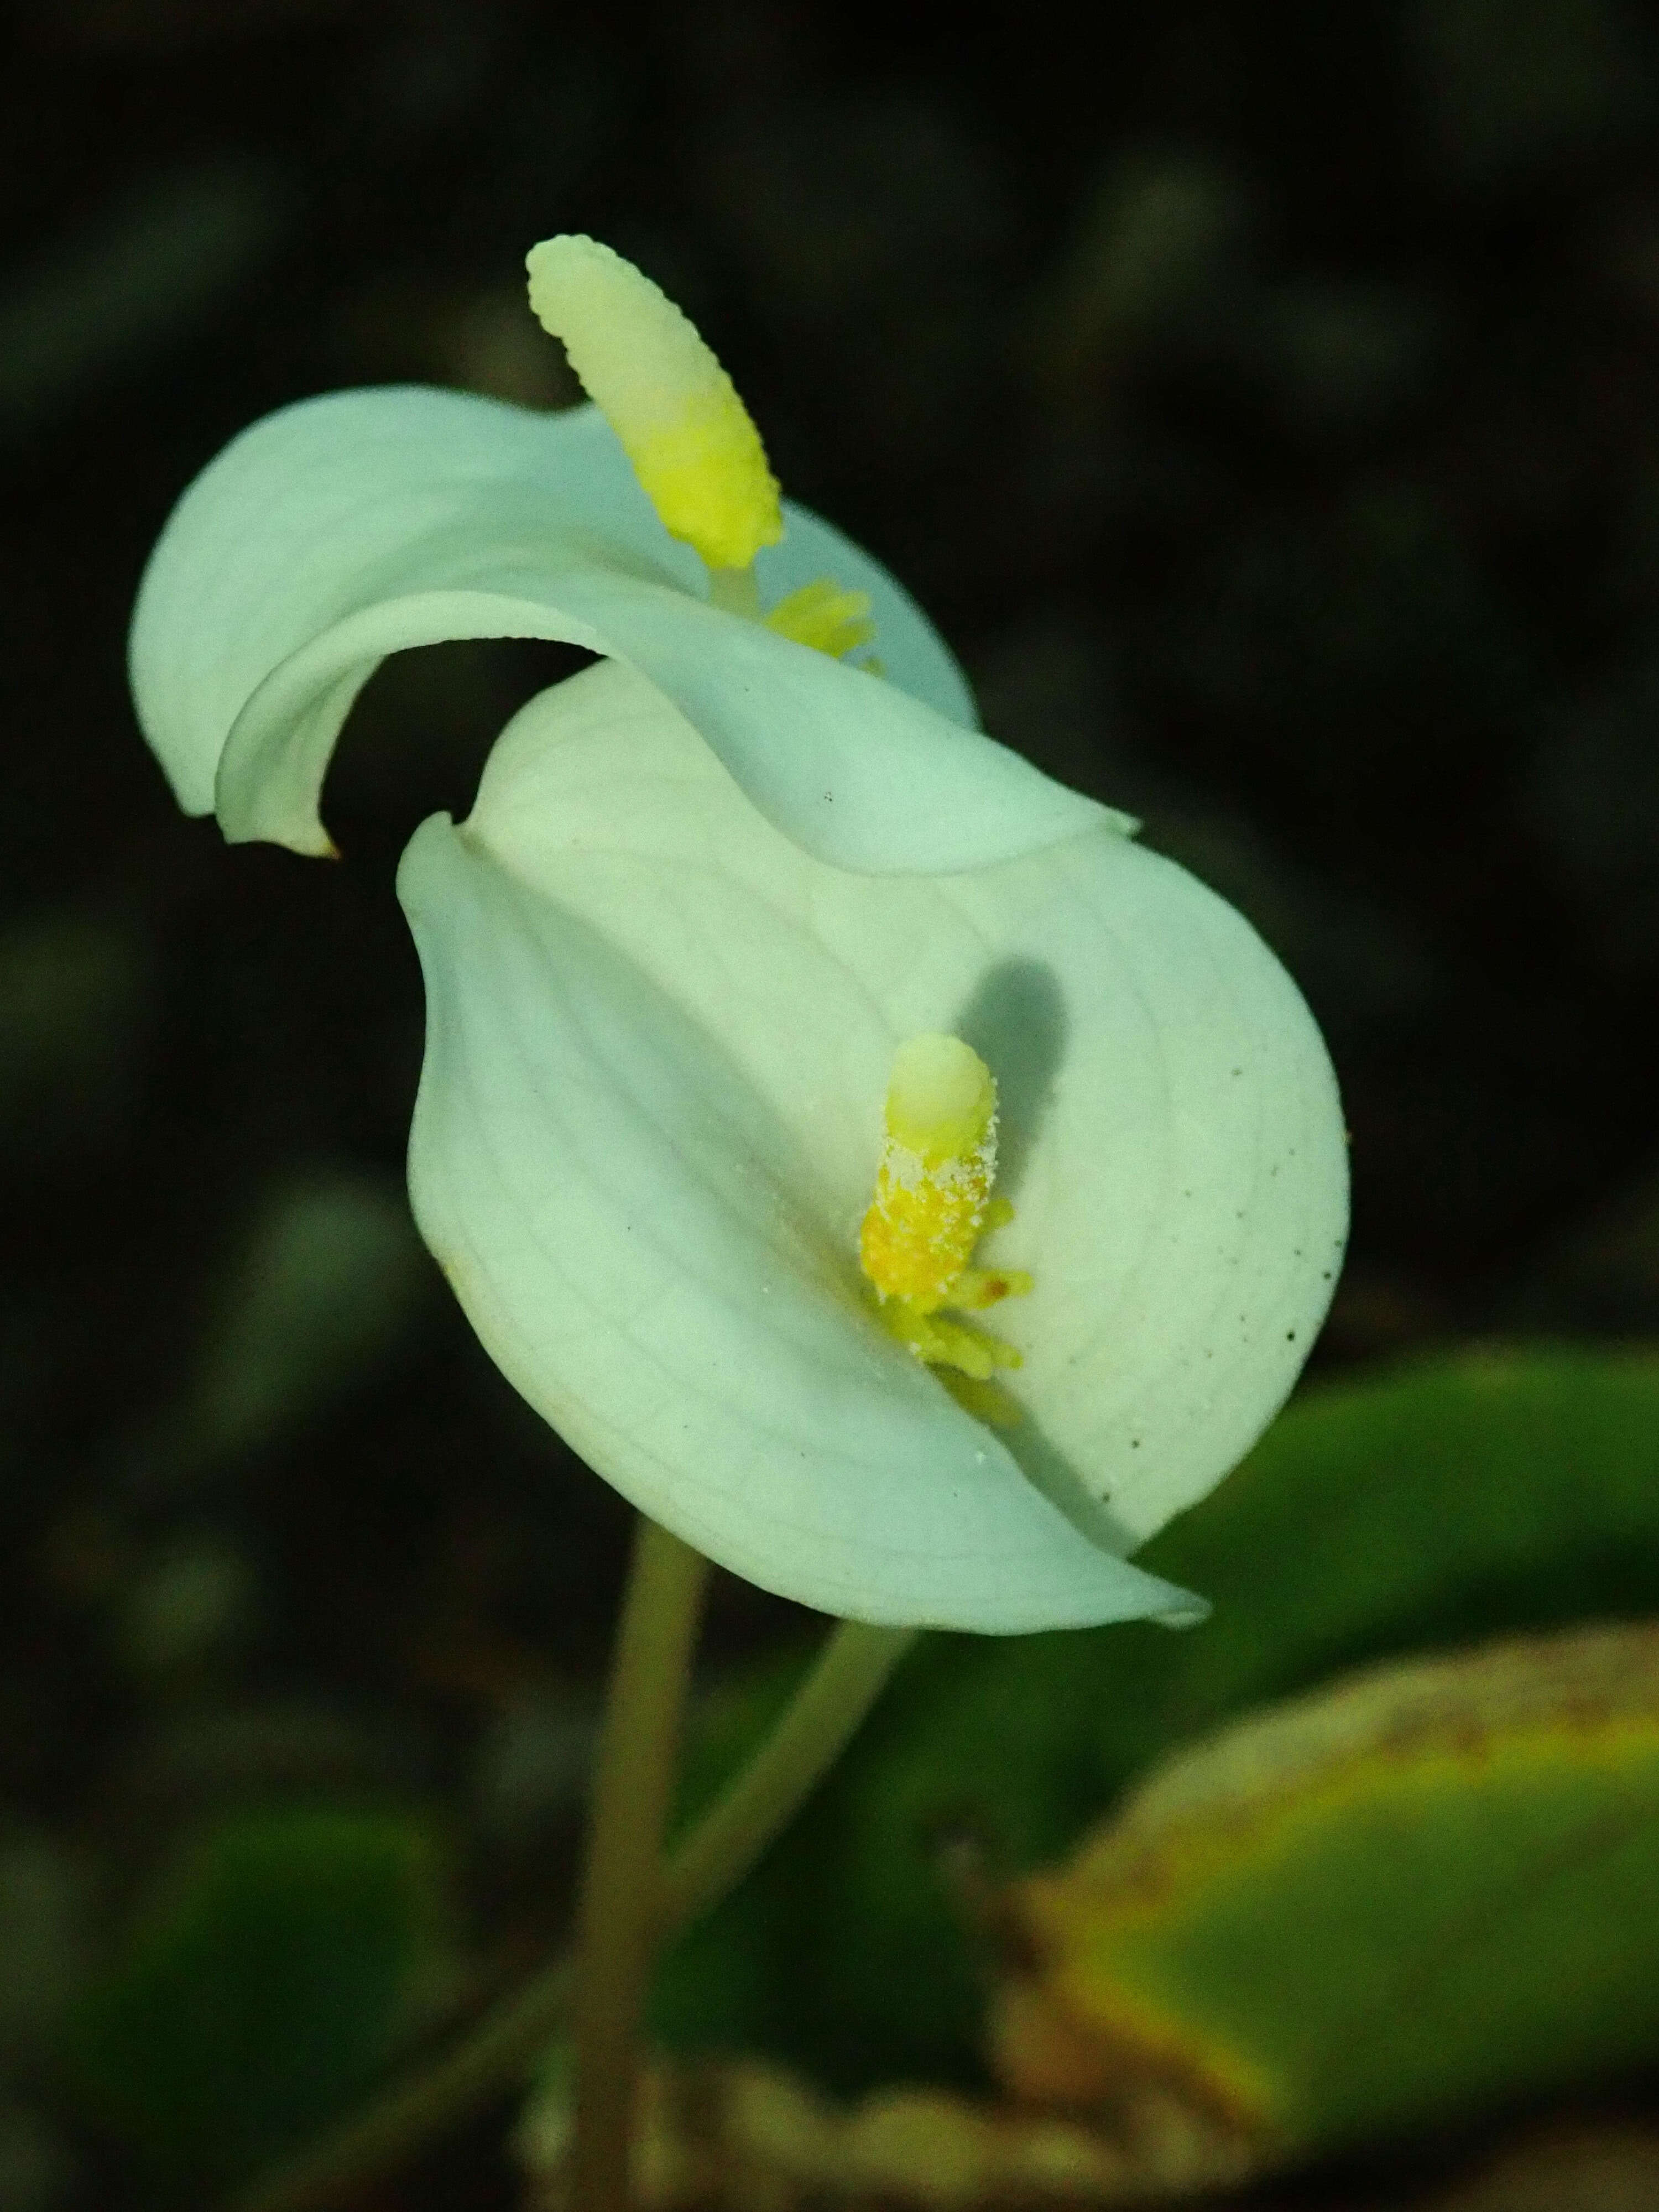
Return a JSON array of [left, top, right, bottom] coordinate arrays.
[[525, 233, 783, 572]]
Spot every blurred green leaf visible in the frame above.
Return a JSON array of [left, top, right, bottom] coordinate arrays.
[[656, 1347, 1659, 2092], [997, 1619, 1659, 2158], [127, 1168, 437, 1500], [65, 1807, 440, 2183]]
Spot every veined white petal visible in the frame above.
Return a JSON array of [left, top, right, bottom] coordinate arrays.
[[398, 805, 1198, 1632], [130, 386, 1108, 872], [427, 662, 1345, 1577]]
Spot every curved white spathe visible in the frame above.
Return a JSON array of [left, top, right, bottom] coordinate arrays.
[[393, 661, 1347, 1625], [399, 808, 1200, 1631], [129, 387, 1117, 875]]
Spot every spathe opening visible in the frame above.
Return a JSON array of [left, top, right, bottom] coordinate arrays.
[[321, 637, 599, 892]]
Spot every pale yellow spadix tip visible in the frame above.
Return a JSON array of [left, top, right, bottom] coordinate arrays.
[[526, 233, 783, 572], [884, 1034, 997, 1161]]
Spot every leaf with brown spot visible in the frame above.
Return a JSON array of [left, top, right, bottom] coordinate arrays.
[[993, 1620, 1659, 2168]]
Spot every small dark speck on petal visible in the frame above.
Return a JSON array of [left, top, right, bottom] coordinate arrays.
[[1286, 1328, 1298, 1341]]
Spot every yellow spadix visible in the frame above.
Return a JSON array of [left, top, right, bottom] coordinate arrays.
[[526, 233, 783, 575]]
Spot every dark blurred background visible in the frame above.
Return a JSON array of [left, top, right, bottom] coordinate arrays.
[[5, 0, 1659, 2204]]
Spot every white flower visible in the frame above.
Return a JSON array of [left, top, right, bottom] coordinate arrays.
[[130, 238, 1347, 1635]]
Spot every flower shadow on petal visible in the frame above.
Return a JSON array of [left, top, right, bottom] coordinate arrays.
[[950, 958, 1155, 1567], [999, 1409, 1152, 1574], [951, 957, 1068, 1205]]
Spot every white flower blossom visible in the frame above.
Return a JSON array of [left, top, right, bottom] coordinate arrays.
[[130, 237, 1347, 1634]]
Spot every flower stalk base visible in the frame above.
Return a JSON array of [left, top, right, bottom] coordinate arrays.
[[225, 1567, 917, 2212], [569, 1514, 712, 2212]]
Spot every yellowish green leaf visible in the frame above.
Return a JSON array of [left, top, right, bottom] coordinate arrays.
[[995, 1619, 1659, 2159]]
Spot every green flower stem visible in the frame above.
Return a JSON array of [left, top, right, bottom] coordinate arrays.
[[661, 1616, 916, 1929], [568, 1514, 712, 2212], [225, 1604, 917, 2212]]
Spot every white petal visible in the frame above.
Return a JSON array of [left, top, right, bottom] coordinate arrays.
[[462, 664, 1348, 1554], [397, 806, 1197, 1633], [130, 386, 1107, 872]]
